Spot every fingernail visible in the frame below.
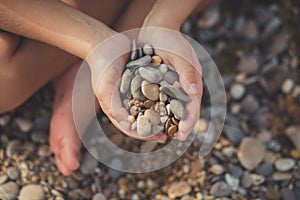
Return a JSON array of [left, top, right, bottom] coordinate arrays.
[[119, 120, 130, 130], [189, 83, 198, 94]]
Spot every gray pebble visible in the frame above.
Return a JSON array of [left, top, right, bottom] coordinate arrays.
[[38, 144, 52, 157], [159, 64, 168, 74], [131, 39, 138, 60], [143, 44, 154, 56], [159, 85, 191, 102], [138, 47, 143, 58], [210, 181, 232, 197], [6, 167, 20, 180], [126, 55, 151, 68], [224, 125, 245, 145], [225, 173, 239, 191], [170, 99, 186, 120], [0, 181, 19, 200], [120, 69, 134, 94], [31, 131, 47, 144], [230, 83, 245, 100], [130, 106, 140, 117], [6, 140, 21, 158], [281, 188, 297, 200], [164, 70, 179, 84], [19, 184, 45, 200], [144, 109, 160, 125], [256, 163, 274, 176], [137, 116, 152, 137], [139, 66, 163, 83], [274, 158, 295, 172], [152, 125, 164, 135], [228, 164, 243, 179]]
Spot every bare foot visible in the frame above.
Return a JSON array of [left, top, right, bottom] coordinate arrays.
[[49, 63, 82, 176]]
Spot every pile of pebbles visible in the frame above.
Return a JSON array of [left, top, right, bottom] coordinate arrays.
[[119, 40, 191, 138]]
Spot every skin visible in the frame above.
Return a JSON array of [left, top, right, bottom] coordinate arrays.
[[0, 0, 204, 175]]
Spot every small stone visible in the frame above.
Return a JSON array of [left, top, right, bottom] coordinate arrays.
[[143, 100, 154, 109], [128, 115, 135, 123], [223, 125, 245, 145], [228, 164, 243, 178], [160, 85, 191, 102], [274, 158, 295, 172], [238, 54, 258, 74], [130, 75, 143, 95], [291, 149, 300, 159], [126, 55, 152, 68], [152, 125, 164, 135], [138, 47, 143, 58], [130, 106, 140, 117], [151, 55, 162, 65], [193, 118, 208, 133], [266, 188, 281, 200], [256, 163, 274, 176], [131, 39, 138, 60], [141, 81, 159, 101], [167, 125, 178, 137], [6, 167, 20, 180], [143, 44, 153, 56], [38, 144, 52, 157], [0, 175, 8, 185], [272, 172, 292, 181], [159, 92, 168, 102], [281, 188, 297, 200], [281, 78, 294, 94], [0, 181, 19, 200], [170, 99, 186, 120], [120, 69, 134, 94], [139, 66, 163, 83], [237, 137, 265, 170], [209, 164, 224, 175], [80, 152, 98, 175], [285, 126, 300, 151], [144, 109, 160, 125], [0, 115, 10, 127], [159, 64, 168, 74], [6, 140, 21, 158], [164, 70, 179, 84], [131, 121, 137, 131], [173, 81, 181, 88], [267, 140, 281, 152], [137, 116, 151, 137], [251, 174, 265, 186], [92, 193, 107, 200], [241, 95, 259, 113], [167, 181, 191, 198], [225, 173, 239, 191], [256, 130, 272, 143], [241, 172, 252, 188], [15, 118, 34, 133], [19, 184, 45, 200], [31, 131, 47, 144], [230, 83, 245, 100], [210, 181, 232, 197], [160, 116, 168, 124]]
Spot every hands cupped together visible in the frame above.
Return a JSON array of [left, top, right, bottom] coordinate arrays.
[[86, 28, 203, 142]]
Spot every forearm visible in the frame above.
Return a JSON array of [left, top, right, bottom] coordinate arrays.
[[143, 0, 202, 29], [0, 0, 115, 58]]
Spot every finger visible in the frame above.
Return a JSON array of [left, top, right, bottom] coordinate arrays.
[[55, 155, 72, 176], [177, 96, 200, 141]]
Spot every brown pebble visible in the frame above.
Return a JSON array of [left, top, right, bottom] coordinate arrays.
[[159, 92, 168, 102], [165, 118, 172, 133], [152, 55, 162, 65], [143, 100, 154, 109], [173, 81, 181, 88], [167, 125, 178, 137], [128, 115, 135, 123], [134, 100, 141, 107]]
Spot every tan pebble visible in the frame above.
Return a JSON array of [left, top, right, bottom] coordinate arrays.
[[154, 102, 160, 112], [159, 80, 169, 86], [159, 92, 168, 102], [194, 118, 208, 133], [291, 149, 300, 159], [167, 125, 178, 138], [137, 116, 152, 136], [141, 81, 159, 101], [144, 109, 160, 125], [143, 100, 154, 109], [214, 143, 222, 150], [173, 81, 181, 88], [159, 105, 167, 116], [151, 55, 162, 65], [130, 106, 140, 117], [134, 100, 141, 107], [160, 116, 168, 124], [165, 118, 172, 131], [128, 115, 135, 123], [131, 121, 137, 131]]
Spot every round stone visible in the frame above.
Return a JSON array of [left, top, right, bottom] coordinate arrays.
[[167, 125, 178, 137], [230, 83, 245, 100], [170, 99, 186, 120], [151, 55, 162, 65], [164, 70, 179, 84], [143, 100, 154, 109], [0, 181, 19, 200], [38, 144, 52, 157], [129, 106, 140, 117], [274, 158, 295, 172], [209, 164, 224, 175], [6, 167, 20, 180], [281, 78, 294, 94], [143, 44, 153, 56], [141, 81, 159, 101], [15, 118, 34, 133], [137, 116, 152, 136], [210, 181, 232, 197], [92, 193, 107, 200], [120, 69, 134, 94], [159, 64, 168, 74], [237, 137, 265, 170], [19, 184, 45, 200], [159, 85, 191, 102], [167, 181, 191, 199], [159, 92, 168, 102], [139, 66, 163, 83], [144, 109, 160, 125]]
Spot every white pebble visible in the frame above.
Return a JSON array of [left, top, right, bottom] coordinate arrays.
[[159, 64, 168, 74], [281, 78, 294, 94], [230, 83, 246, 99]]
